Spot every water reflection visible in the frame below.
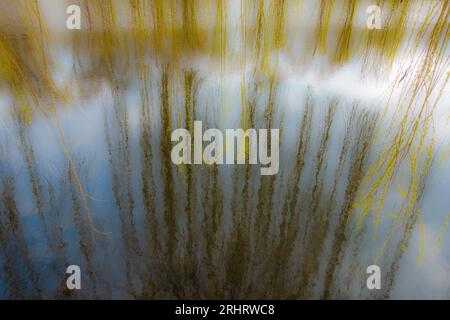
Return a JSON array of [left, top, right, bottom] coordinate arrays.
[[0, 0, 449, 299]]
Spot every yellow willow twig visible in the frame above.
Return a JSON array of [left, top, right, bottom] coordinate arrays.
[[333, 0, 357, 65], [417, 208, 425, 267], [353, 1, 449, 260], [434, 214, 450, 254], [1, 1, 106, 237], [313, 0, 334, 56]]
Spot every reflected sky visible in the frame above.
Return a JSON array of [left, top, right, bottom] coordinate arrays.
[[0, 0, 448, 299]]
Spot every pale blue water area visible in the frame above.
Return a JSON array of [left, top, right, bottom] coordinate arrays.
[[0, 51, 449, 298]]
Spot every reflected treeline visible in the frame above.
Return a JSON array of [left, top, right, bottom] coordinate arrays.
[[0, 172, 41, 298], [0, 0, 448, 299], [0, 67, 428, 298]]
